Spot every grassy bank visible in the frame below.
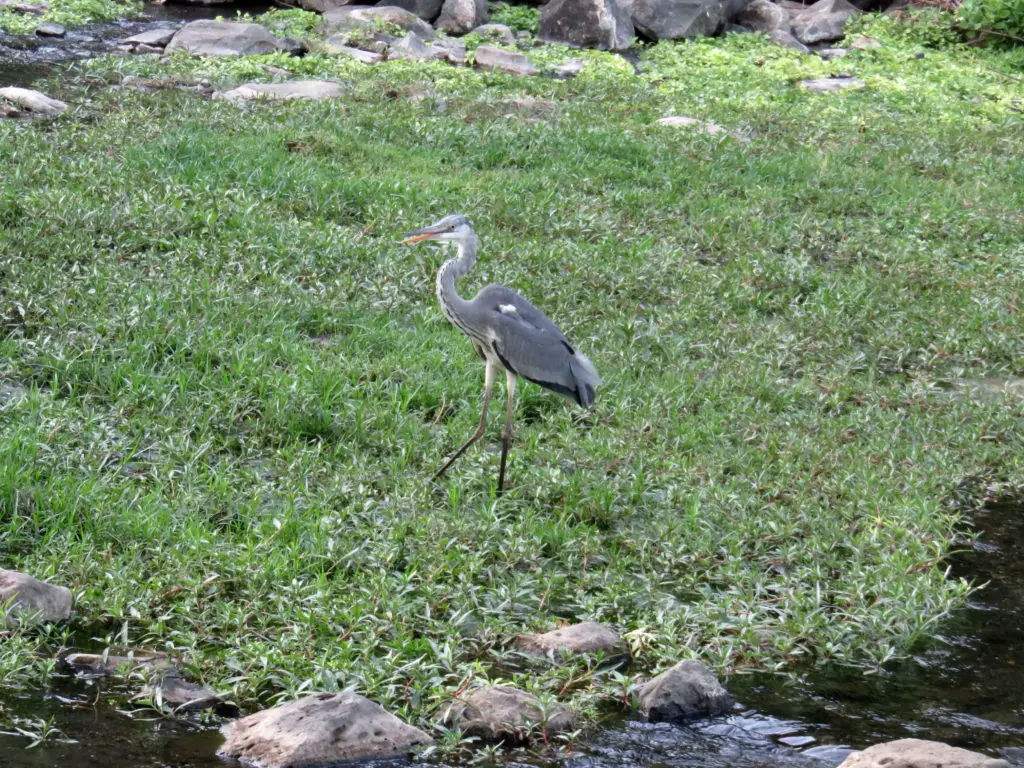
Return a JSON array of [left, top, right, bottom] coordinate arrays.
[[1, 12, 1023, 742]]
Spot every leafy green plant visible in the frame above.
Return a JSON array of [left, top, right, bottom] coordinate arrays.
[[0, 0, 139, 33], [490, 1, 540, 34], [958, 0, 1024, 42]]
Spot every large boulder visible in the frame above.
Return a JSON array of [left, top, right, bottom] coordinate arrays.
[[638, 660, 733, 722], [736, 0, 789, 32], [323, 5, 436, 38], [165, 21, 287, 56], [218, 692, 433, 767], [380, 0, 443, 21], [837, 739, 1010, 768], [439, 685, 574, 743], [435, 0, 488, 35], [516, 621, 625, 657], [0, 569, 72, 622], [629, 0, 737, 40], [539, 0, 633, 51], [790, 0, 860, 44]]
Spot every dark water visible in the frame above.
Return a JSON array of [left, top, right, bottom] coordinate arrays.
[[1, 503, 1022, 767]]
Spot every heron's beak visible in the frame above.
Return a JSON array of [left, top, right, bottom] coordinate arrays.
[[400, 232, 436, 244]]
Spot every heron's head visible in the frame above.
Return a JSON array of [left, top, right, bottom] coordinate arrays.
[[401, 214, 474, 246]]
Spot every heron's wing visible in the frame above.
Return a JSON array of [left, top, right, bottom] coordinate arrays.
[[473, 285, 600, 407]]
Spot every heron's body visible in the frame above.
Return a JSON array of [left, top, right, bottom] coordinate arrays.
[[403, 214, 599, 490]]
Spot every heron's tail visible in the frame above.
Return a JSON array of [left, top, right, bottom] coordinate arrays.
[[570, 351, 601, 408]]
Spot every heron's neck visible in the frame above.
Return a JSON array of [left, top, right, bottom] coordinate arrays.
[[436, 233, 477, 311]]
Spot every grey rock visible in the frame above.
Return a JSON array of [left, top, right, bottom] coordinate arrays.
[[137, 671, 226, 713], [34, 21, 64, 37], [432, 36, 467, 64], [324, 5, 436, 39], [216, 81, 346, 102], [850, 33, 881, 49], [798, 75, 864, 91], [218, 692, 433, 767], [629, 0, 732, 40], [439, 685, 574, 743], [325, 31, 392, 53], [0, 87, 67, 116], [471, 23, 516, 45], [378, 0, 442, 21], [436, 0, 488, 35], [134, 43, 164, 55], [656, 115, 737, 139], [736, 0, 788, 32], [539, 0, 633, 51], [64, 650, 169, 677], [165, 21, 287, 56], [549, 58, 585, 78], [790, 0, 860, 44], [388, 32, 447, 60], [297, 0, 359, 10], [516, 621, 624, 656], [121, 27, 177, 47], [817, 46, 848, 58], [324, 40, 385, 63], [769, 28, 809, 52], [0, 103, 21, 119], [277, 37, 307, 56], [0, 569, 72, 623], [474, 45, 538, 76], [837, 739, 1011, 768], [638, 660, 733, 722]]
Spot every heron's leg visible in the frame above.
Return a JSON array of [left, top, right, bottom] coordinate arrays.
[[434, 360, 496, 480], [497, 370, 517, 493]]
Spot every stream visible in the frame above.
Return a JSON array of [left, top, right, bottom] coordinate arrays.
[[0, 502, 1020, 767], [2, 7, 1024, 765]]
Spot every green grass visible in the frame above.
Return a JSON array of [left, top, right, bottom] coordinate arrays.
[[1, 15, 1023, 746], [0, 0, 139, 34]]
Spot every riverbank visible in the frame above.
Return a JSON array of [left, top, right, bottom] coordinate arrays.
[[1, 2, 1023, 758]]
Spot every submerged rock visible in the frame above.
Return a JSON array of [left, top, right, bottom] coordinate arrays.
[[439, 685, 574, 742], [137, 671, 231, 714], [216, 81, 347, 102], [539, 0, 633, 52], [0, 569, 71, 623], [474, 45, 538, 76], [0, 87, 68, 116], [837, 739, 1011, 768], [218, 692, 433, 767], [516, 621, 625, 657], [638, 660, 733, 722], [165, 21, 288, 56]]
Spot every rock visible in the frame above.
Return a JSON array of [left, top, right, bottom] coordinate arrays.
[[638, 660, 733, 722], [218, 692, 433, 767], [817, 46, 848, 58], [379, 0, 442, 22], [324, 41, 385, 63], [0, 569, 72, 623], [516, 621, 624, 656], [325, 31, 391, 54], [277, 37, 307, 56], [629, 0, 732, 40], [432, 36, 467, 64], [64, 650, 169, 677], [0, 87, 67, 116], [216, 81, 346, 102], [34, 21, 64, 37], [837, 739, 1011, 768], [799, 75, 864, 91], [471, 22, 516, 45], [549, 58, 585, 78], [297, 0, 359, 11], [736, 0, 788, 32], [0, 103, 19, 119], [850, 34, 881, 49], [135, 43, 165, 55], [539, 0, 633, 51], [121, 27, 177, 47], [435, 0, 488, 35], [165, 21, 287, 56], [137, 671, 228, 714], [388, 32, 446, 60], [0, 1, 48, 14], [769, 28, 809, 52], [790, 0, 860, 44], [439, 685, 575, 742], [656, 115, 734, 138], [474, 45, 538, 76], [324, 6, 436, 39]]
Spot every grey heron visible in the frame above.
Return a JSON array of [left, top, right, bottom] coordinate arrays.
[[402, 214, 600, 492]]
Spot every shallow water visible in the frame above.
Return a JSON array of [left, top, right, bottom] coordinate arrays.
[[1, 503, 1022, 767]]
